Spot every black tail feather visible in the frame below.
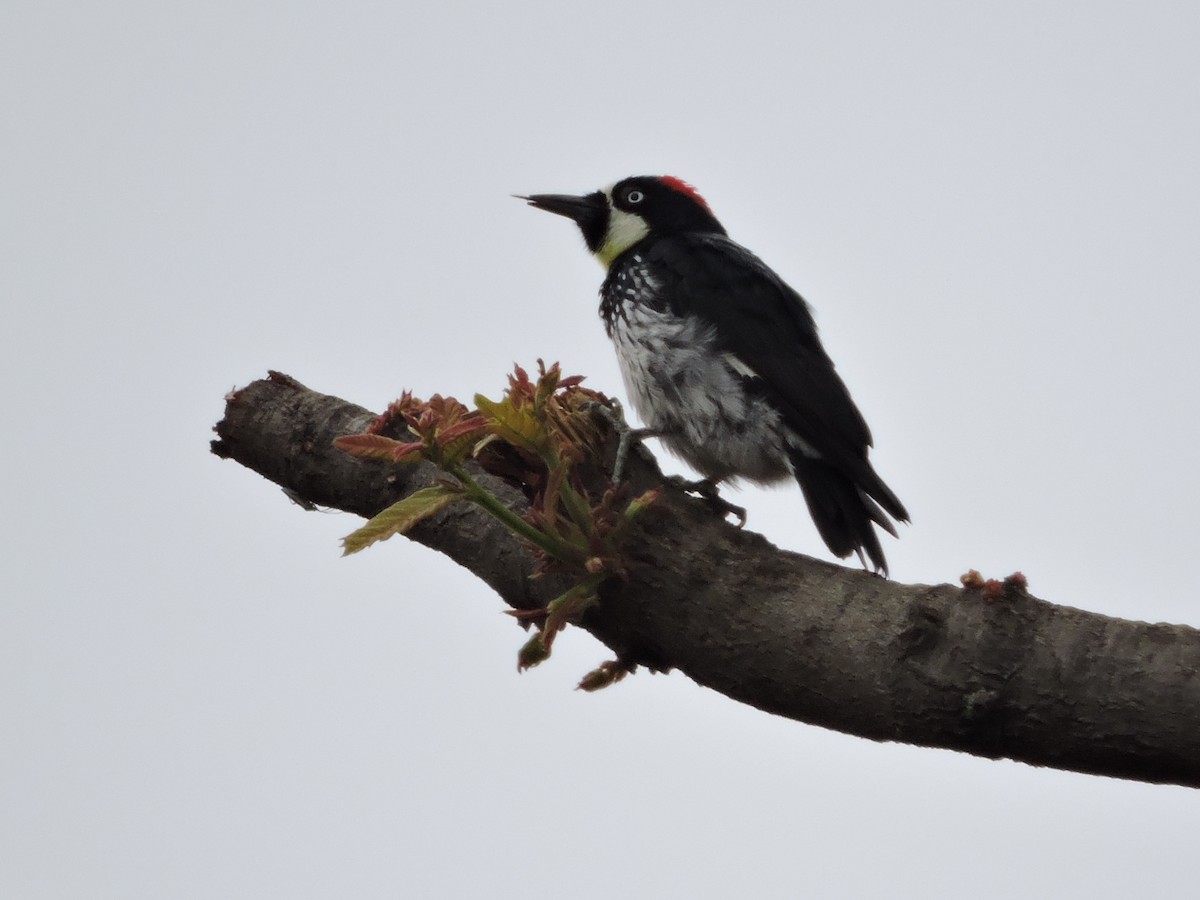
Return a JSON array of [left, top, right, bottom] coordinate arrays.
[[789, 452, 907, 576]]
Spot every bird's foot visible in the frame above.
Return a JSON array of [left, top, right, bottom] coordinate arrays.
[[668, 475, 747, 527], [584, 399, 656, 484]]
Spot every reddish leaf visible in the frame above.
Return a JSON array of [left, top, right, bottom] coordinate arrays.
[[335, 433, 412, 461]]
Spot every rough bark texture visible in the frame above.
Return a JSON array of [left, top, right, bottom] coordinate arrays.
[[212, 372, 1200, 788]]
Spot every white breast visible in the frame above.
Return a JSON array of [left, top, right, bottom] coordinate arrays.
[[607, 300, 794, 484]]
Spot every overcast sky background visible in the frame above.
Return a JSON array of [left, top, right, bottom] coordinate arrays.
[[4, 2, 1199, 897]]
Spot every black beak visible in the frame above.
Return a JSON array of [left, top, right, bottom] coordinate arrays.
[[518, 192, 606, 223], [517, 191, 609, 252]]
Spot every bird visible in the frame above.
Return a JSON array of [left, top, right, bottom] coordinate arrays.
[[519, 175, 908, 574]]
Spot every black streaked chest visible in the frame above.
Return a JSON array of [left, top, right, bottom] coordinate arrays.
[[599, 252, 673, 336], [594, 252, 793, 482]]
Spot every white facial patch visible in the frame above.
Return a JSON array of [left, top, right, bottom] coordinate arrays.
[[596, 187, 649, 267]]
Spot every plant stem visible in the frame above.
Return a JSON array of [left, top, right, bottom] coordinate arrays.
[[450, 464, 586, 564]]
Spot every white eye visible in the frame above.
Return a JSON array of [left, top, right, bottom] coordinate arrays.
[[625, 189, 644, 204]]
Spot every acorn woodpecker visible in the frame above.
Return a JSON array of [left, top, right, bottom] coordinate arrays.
[[520, 176, 908, 574]]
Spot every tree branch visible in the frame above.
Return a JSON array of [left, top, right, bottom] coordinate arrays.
[[212, 372, 1200, 788]]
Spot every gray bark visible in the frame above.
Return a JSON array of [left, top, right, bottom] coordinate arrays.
[[212, 372, 1200, 788]]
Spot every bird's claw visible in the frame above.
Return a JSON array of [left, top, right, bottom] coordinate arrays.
[[584, 399, 653, 484], [668, 475, 747, 527]]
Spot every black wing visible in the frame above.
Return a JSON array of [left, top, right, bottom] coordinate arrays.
[[645, 234, 869, 458], [644, 233, 909, 553]]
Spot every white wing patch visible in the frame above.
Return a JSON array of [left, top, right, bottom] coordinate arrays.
[[722, 352, 759, 381], [785, 428, 821, 461], [723, 353, 821, 459]]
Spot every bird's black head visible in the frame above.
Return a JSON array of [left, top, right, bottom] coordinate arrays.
[[520, 176, 726, 267]]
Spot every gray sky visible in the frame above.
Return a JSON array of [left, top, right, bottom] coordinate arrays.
[[4, 2, 1199, 897]]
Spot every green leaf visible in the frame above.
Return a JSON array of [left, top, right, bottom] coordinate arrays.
[[516, 632, 550, 671], [540, 581, 600, 650], [577, 660, 631, 692], [623, 488, 662, 520], [341, 485, 463, 555], [474, 394, 546, 454]]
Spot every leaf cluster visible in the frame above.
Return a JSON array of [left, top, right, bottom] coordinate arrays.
[[334, 362, 659, 684]]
